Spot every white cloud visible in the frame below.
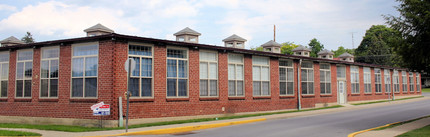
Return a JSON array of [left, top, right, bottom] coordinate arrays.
[[0, 4, 16, 11]]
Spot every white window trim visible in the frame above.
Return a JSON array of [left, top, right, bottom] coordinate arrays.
[[16, 49, 33, 98], [40, 46, 59, 98], [70, 42, 99, 99], [252, 56, 270, 96], [409, 72, 414, 92], [199, 50, 219, 97], [393, 71, 400, 93], [166, 46, 189, 98], [301, 61, 314, 95], [351, 66, 360, 94], [402, 71, 407, 93], [416, 73, 420, 92], [128, 42, 154, 98], [320, 63, 331, 95], [279, 59, 294, 96], [375, 68, 382, 93], [228, 53, 244, 97], [364, 67, 372, 93], [384, 69, 391, 93], [0, 51, 9, 99]]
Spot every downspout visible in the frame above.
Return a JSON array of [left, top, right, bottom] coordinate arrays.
[[297, 59, 302, 110]]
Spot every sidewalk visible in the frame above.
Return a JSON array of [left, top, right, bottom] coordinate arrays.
[[1, 95, 428, 137], [355, 117, 430, 137]]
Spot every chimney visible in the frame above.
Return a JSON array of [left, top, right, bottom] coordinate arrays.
[[84, 23, 114, 37], [317, 49, 334, 59], [173, 27, 201, 43], [261, 40, 282, 53], [0, 36, 25, 47], [223, 34, 246, 49], [292, 45, 311, 57]]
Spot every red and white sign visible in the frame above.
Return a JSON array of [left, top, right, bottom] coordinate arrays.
[[91, 102, 104, 110]]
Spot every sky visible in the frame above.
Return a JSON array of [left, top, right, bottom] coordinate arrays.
[[0, 0, 400, 51]]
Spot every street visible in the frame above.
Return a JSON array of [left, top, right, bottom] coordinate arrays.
[[129, 94, 430, 137]]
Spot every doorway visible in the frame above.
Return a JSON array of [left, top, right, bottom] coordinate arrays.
[[338, 81, 346, 104]]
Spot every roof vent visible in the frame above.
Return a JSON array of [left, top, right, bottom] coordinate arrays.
[[292, 45, 311, 57], [223, 34, 246, 49], [84, 23, 114, 37], [174, 27, 201, 43], [0, 36, 25, 47], [317, 49, 334, 59], [338, 52, 354, 62], [261, 40, 281, 53]]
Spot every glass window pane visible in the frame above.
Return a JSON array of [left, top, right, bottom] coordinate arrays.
[[18, 50, 33, 60], [73, 45, 98, 56], [301, 70, 307, 81], [41, 61, 49, 78], [40, 79, 49, 97], [262, 81, 269, 95], [279, 68, 286, 81], [167, 60, 177, 77], [209, 63, 217, 79], [141, 78, 152, 97], [320, 70, 325, 82], [253, 81, 261, 95], [287, 82, 294, 95], [24, 62, 32, 79], [210, 80, 217, 96], [200, 52, 217, 61], [16, 62, 24, 79], [72, 58, 84, 77], [236, 65, 243, 80], [1, 81, 7, 97], [200, 80, 208, 96], [24, 80, 31, 97], [178, 79, 187, 96], [1, 63, 8, 80], [129, 78, 139, 97], [167, 49, 186, 58], [42, 48, 59, 58], [70, 79, 82, 96], [16, 80, 23, 97], [320, 83, 325, 94], [132, 57, 140, 77], [50, 79, 58, 97], [237, 81, 244, 96], [228, 81, 235, 96], [326, 83, 331, 94], [228, 54, 243, 63], [228, 64, 235, 80], [0, 53, 9, 62], [200, 63, 208, 79], [253, 56, 269, 65], [167, 79, 177, 96], [84, 78, 97, 97], [129, 45, 152, 56], [309, 82, 314, 94], [287, 68, 293, 82], [178, 60, 187, 78], [280, 82, 286, 95], [253, 66, 260, 81], [85, 57, 98, 77], [141, 58, 152, 77], [50, 60, 59, 78], [309, 70, 314, 81], [302, 82, 307, 94]]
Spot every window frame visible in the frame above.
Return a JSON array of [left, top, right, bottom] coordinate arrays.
[[128, 42, 154, 98], [199, 50, 219, 97], [15, 49, 33, 98], [409, 72, 414, 92], [39, 46, 60, 98], [402, 71, 407, 93], [393, 71, 400, 93], [228, 53, 245, 97], [374, 68, 382, 93], [350, 66, 360, 94], [384, 69, 391, 93], [416, 72, 420, 92], [279, 59, 294, 96], [301, 61, 314, 95], [252, 56, 270, 96], [166, 46, 189, 98], [70, 42, 99, 99], [364, 67, 372, 93], [319, 63, 331, 95], [0, 52, 9, 98]]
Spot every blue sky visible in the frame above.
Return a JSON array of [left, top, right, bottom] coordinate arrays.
[[0, 0, 399, 51]]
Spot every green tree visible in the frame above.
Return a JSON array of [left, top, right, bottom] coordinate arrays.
[[280, 42, 299, 55], [384, 0, 430, 73], [332, 46, 354, 57], [250, 46, 264, 51], [308, 38, 324, 57], [355, 25, 402, 66], [21, 32, 35, 43]]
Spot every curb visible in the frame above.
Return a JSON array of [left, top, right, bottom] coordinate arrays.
[[347, 122, 401, 137], [88, 118, 266, 137]]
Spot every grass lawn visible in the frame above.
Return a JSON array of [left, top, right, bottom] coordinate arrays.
[[351, 96, 424, 106], [374, 115, 430, 131], [0, 129, 41, 136], [397, 124, 430, 137], [0, 105, 343, 132], [422, 88, 430, 92]]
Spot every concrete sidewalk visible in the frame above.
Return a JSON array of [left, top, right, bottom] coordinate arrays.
[[1, 95, 427, 137], [355, 117, 430, 137]]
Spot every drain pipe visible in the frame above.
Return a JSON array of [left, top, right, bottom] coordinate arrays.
[[297, 59, 302, 110]]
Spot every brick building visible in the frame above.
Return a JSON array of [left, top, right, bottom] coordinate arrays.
[[0, 24, 422, 127]]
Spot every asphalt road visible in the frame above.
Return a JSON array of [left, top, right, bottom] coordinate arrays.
[[129, 94, 430, 137]]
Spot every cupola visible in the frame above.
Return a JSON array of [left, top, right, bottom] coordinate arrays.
[[261, 40, 281, 53], [84, 23, 114, 37], [173, 27, 201, 43], [292, 45, 311, 57], [0, 36, 25, 47], [317, 49, 334, 59], [338, 52, 354, 62], [222, 34, 246, 49]]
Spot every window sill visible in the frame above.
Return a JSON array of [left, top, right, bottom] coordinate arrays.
[[228, 96, 245, 100], [199, 97, 219, 101], [364, 93, 373, 95], [0, 98, 7, 101], [129, 98, 154, 102], [253, 96, 271, 100], [166, 98, 189, 102], [320, 94, 333, 97], [69, 98, 98, 103], [38, 98, 59, 102], [279, 95, 295, 99], [301, 94, 315, 98], [14, 98, 32, 102], [375, 93, 383, 95]]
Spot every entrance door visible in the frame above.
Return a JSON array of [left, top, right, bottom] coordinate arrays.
[[338, 81, 346, 104]]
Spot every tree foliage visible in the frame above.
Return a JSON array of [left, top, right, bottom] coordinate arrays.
[[355, 25, 402, 66], [384, 0, 430, 73], [308, 38, 324, 57], [21, 32, 35, 43], [250, 46, 264, 51], [332, 46, 354, 57], [280, 42, 299, 55]]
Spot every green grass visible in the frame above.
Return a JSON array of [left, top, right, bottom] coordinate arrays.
[[422, 88, 430, 93], [374, 115, 430, 131], [0, 105, 343, 132], [351, 96, 424, 106], [397, 124, 430, 137], [0, 129, 41, 136]]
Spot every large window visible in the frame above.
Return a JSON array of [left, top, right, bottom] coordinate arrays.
[[375, 68, 382, 93], [409, 72, 414, 92], [364, 67, 372, 93], [416, 73, 420, 92], [384, 69, 391, 93], [0, 52, 8, 98], [16, 50, 33, 98], [200, 51, 218, 97], [351, 66, 359, 94], [71, 44, 98, 98], [128, 44, 153, 97], [40, 47, 59, 98], [167, 48, 188, 97], [336, 66, 346, 79], [301, 62, 314, 95], [252, 56, 270, 96], [228, 54, 244, 96], [393, 71, 400, 93], [402, 71, 407, 93], [279, 60, 294, 95], [320, 63, 331, 94]]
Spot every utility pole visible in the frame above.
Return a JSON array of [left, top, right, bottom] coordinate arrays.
[[351, 32, 356, 49], [274, 25, 276, 42]]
